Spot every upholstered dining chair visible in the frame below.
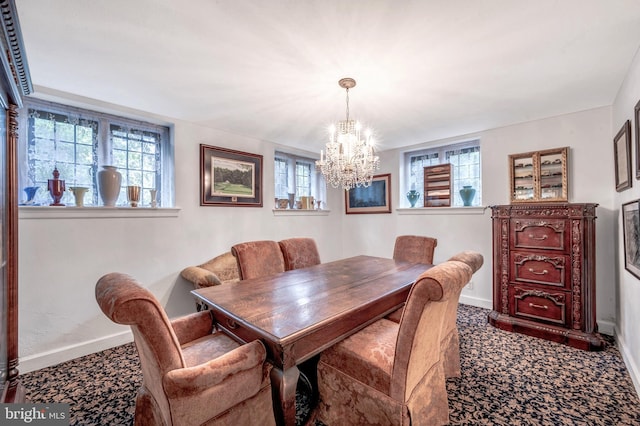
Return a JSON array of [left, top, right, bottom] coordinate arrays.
[[180, 251, 240, 311], [387, 250, 484, 379], [393, 235, 438, 264], [387, 235, 438, 322], [231, 240, 286, 280], [441, 251, 483, 378], [95, 273, 275, 426], [278, 237, 321, 271], [315, 260, 473, 426], [180, 251, 240, 289]]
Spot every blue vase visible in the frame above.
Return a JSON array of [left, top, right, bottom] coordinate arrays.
[[406, 189, 420, 208], [23, 186, 39, 205], [459, 185, 476, 206]]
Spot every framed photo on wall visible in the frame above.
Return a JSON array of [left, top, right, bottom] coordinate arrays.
[[345, 173, 392, 214], [614, 120, 632, 192], [200, 144, 263, 207], [622, 199, 640, 279]]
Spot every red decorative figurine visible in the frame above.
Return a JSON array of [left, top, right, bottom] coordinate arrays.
[[48, 167, 65, 206]]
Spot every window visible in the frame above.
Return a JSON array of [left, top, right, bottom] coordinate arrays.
[[274, 151, 325, 208], [404, 140, 481, 207], [19, 98, 172, 207]]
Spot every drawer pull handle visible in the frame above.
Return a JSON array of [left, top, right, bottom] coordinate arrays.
[[528, 234, 548, 240], [226, 319, 238, 329], [528, 268, 548, 275], [529, 303, 548, 310]]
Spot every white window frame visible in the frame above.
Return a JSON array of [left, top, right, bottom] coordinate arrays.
[[274, 151, 326, 208], [402, 139, 481, 208], [17, 98, 174, 208]]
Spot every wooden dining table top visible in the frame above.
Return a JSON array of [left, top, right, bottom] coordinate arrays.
[[192, 255, 431, 361]]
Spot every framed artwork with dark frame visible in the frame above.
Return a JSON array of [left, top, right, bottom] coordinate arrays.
[[345, 173, 392, 214], [635, 99, 640, 179], [614, 120, 632, 192], [200, 144, 263, 207], [622, 199, 640, 279]]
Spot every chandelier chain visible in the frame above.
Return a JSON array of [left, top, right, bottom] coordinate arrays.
[[345, 88, 350, 122]]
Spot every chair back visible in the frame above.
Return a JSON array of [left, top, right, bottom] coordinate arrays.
[[231, 240, 286, 280], [390, 261, 473, 401], [393, 235, 438, 264], [278, 237, 321, 270], [448, 250, 484, 273], [95, 273, 186, 424]]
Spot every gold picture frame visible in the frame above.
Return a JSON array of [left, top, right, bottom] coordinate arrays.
[[345, 174, 392, 214]]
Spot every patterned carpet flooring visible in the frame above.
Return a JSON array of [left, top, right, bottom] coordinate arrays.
[[21, 304, 640, 425]]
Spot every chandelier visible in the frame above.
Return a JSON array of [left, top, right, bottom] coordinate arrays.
[[316, 78, 380, 191]]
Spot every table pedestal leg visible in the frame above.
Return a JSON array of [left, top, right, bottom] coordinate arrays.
[[270, 365, 300, 426]]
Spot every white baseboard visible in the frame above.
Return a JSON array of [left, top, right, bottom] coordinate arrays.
[[459, 295, 492, 310], [19, 330, 133, 374], [597, 319, 615, 336], [615, 330, 640, 399]]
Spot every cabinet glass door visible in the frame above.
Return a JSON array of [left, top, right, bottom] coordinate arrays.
[[511, 153, 535, 201], [539, 150, 566, 200]]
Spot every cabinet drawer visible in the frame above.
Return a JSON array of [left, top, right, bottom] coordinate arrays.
[[512, 218, 567, 251], [509, 286, 569, 326], [510, 252, 568, 289]]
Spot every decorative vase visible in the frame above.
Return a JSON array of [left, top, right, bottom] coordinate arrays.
[[98, 165, 122, 207], [23, 186, 39, 205], [406, 189, 420, 208], [127, 185, 141, 207], [287, 193, 295, 209], [68, 186, 88, 207], [149, 189, 157, 208], [47, 167, 65, 206], [460, 185, 476, 206]]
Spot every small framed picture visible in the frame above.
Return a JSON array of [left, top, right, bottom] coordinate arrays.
[[622, 199, 640, 279], [200, 144, 263, 207], [345, 173, 392, 214], [614, 120, 632, 192]]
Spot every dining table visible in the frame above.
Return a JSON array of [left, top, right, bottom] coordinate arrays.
[[191, 255, 432, 426]]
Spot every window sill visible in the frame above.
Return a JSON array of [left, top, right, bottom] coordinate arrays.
[[396, 206, 487, 215], [272, 209, 331, 216], [19, 206, 181, 219]]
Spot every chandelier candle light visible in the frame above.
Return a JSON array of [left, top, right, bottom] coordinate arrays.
[[316, 78, 380, 191]]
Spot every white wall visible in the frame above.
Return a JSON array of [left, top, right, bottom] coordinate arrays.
[[17, 96, 622, 383], [18, 109, 345, 372], [341, 107, 616, 335], [612, 46, 640, 394]]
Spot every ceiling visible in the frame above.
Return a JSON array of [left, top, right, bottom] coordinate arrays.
[[14, 0, 640, 154]]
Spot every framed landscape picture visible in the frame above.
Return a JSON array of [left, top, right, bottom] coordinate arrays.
[[200, 144, 263, 207], [345, 173, 392, 214], [622, 199, 640, 279]]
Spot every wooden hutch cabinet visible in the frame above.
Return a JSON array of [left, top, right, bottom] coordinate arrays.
[[489, 203, 606, 351], [0, 0, 32, 402]]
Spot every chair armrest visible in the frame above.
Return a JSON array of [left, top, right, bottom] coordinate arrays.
[[163, 340, 267, 398], [180, 266, 222, 288], [171, 311, 213, 345]]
